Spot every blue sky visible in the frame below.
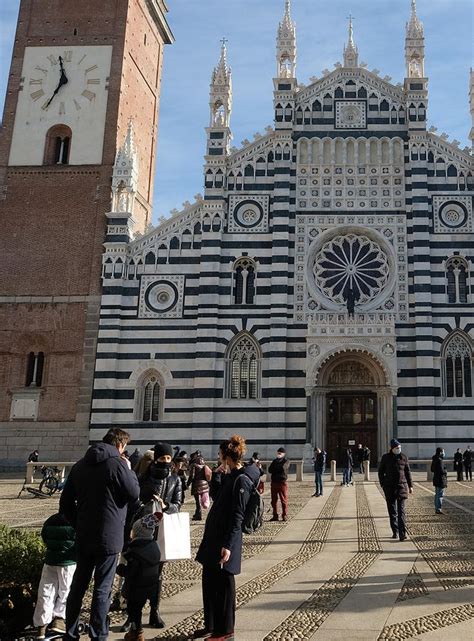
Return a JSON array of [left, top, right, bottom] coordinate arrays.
[[1, 0, 472, 222]]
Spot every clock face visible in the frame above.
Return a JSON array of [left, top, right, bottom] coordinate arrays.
[[28, 49, 105, 115], [9, 45, 113, 166]]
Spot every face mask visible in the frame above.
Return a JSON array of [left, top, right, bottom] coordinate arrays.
[[440, 452, 445, 459], [276, 453, 284, 459], [155, 461, 172, 469], [392, 446, 401, 455]]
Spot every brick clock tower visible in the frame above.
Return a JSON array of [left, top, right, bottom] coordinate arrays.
[[0, 0, 173, 466]]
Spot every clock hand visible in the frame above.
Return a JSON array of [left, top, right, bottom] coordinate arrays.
[[41, 64, 69, 110]]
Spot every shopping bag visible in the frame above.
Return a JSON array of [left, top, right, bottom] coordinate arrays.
[[157, 512, 191, 561], [200, 490, 210, 509]]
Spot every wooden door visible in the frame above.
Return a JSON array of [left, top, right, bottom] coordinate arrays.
[[326, 393, 377, 466]]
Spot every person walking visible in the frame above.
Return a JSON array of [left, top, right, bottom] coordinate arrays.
[[117, 514, 162, 641], [187, 454, 212, 521], [194, 434, 260, 641], [378, 439, 413, 541], [312, 447, 326, 497], [463, 445, 472, 481], [453, 448, 464, 481], [138, 441, 183, 628], [356, 443, 364, 474], [268, 447, 290, 521], [341, 448, 353, 487], [431, 447, 447, 514], [60, 428, 140, 641], [32, 512, 76, 639]]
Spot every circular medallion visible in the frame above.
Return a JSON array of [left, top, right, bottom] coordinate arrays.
[[144, 280, 179, 314], [233, 200, 264, 229], [438, 201, 468, 229], [307, 228, 396, 312], [308, 344, 320, 357]]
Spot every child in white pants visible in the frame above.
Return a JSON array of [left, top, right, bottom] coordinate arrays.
[[33, 512, 76, 639]]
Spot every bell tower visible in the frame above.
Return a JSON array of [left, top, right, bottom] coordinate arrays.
[[0, 0, 173, 466]]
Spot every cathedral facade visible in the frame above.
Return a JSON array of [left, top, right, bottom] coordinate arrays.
[[90, 0, 473, 463]]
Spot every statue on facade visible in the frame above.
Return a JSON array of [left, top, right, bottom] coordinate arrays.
[[345, 287, 359, 317]]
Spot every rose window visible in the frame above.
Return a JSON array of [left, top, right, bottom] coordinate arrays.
[[313, 234, 390, 305]]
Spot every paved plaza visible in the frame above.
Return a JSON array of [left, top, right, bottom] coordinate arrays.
[[1, 473, 473, 640]]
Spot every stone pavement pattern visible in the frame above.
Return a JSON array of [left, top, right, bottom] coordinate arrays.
[[1, 474, 473, 640]]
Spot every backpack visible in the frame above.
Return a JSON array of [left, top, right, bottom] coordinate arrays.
[[236, 474, 265, 535]]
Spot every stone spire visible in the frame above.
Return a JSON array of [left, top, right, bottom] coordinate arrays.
[[470, 68, 474, 148], [407, 0, 424, 38], [111, 120, 138, 215], [209, 38, 232, 128], [405, 0, 425, 77], [343, 15, 359, 67], [276, 0, 296, 78]]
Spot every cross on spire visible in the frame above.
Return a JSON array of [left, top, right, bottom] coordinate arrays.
[[347, 14, 355, 46], [343, 12, 358, 67]]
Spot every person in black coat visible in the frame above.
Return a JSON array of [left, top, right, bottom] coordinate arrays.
[[453, 448, 464, 481], [137, 441, 183, 628], [60, 428, 140, 641], [378, 439, 413, 541], [194, 435, 260, 641], [431, 447, 447, 514], [117, 514, 162, 641], [463, 446, 472, 481], [341, 448, 353, 486]]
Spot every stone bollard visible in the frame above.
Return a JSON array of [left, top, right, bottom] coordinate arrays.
[[330, 459, 337, 481], [363, 460, 370, 481], [426, 462, 433, 482]]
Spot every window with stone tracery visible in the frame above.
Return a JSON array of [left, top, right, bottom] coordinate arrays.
[[446, 257, 468, 304], [442, 333, 472, 399], [226, 334, 260, 400], [232, 258, 256, 305], [136, 373, 163, 421]]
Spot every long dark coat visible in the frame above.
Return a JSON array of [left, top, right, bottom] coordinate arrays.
[[139, 463, 183, 513], [60, 443, 140, 555], [431, 455, 448, 488], [196, 464, 260, 575], [378, 451, 413, 500]]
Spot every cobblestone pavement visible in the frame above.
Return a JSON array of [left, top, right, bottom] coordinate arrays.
[[1, 475, 473, 640]]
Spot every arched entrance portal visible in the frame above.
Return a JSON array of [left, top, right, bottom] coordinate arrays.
[[307, 349, 395, 465]]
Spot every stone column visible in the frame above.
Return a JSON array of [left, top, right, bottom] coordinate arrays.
[[314, 389, 326, 450], [377, 388, 394, 460]]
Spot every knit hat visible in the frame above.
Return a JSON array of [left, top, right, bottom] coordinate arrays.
[[132, 513, 161, 539], [390, 439, 401, 449], [277, 447, 286, 453], [153, 442, 173, 460]]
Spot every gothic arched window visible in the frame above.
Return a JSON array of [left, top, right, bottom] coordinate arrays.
[[233, 257, 256, 305], [44, 125, 72, 165], [446, 257, 468, 304], [443, 333, 472, 398], [226, 334, 261, 400], [137, 373, 163, 422]]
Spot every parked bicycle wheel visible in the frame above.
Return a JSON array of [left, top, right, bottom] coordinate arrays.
[[39, 475, 59, 495]]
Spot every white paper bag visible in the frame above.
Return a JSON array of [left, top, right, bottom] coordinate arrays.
[[157, 512, 191, 561]]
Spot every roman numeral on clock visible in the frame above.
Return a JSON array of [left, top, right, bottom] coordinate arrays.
[[30, 89, 45, 101], [85, 64, 98, 74], [81, 89, 96, 101], [87, 78, 100, 85], [29, 78, 43, 85]]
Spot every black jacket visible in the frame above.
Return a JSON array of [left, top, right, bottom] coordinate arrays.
[[118, 538, 161, 601], [313, 451, 326, 472], [463, 449, 472, 465], [139, 463, 183, 513], [196, 464, 261, 575], [268, 457, 290, 482], [60, 443, 140, 555], [453, 452, 463, 471], [378, 451, 413, 500], [342, 450, 353, 468], [431, 455, 448, 488]]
